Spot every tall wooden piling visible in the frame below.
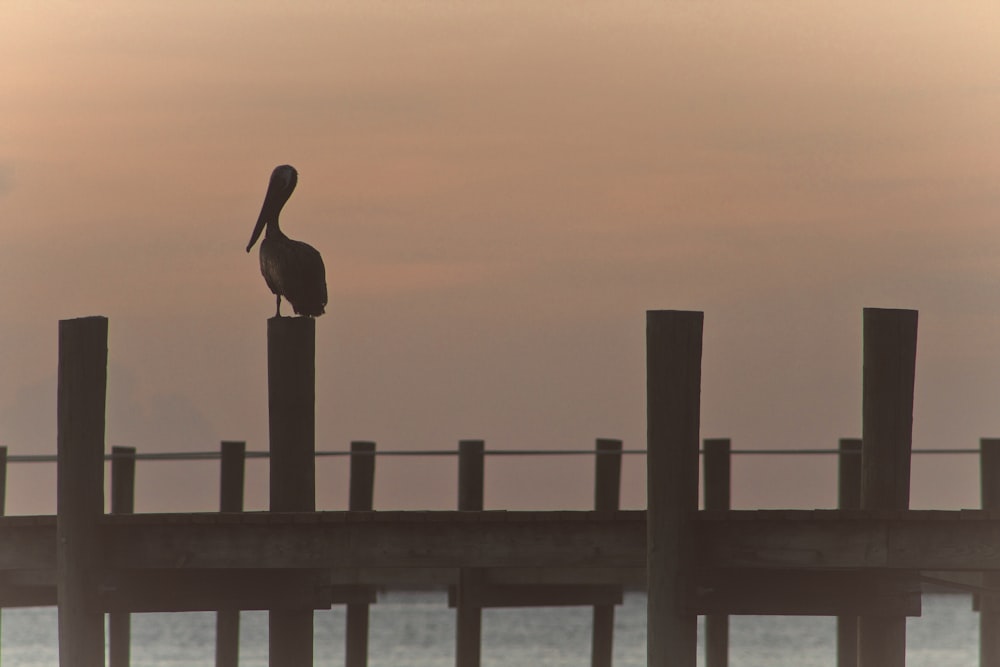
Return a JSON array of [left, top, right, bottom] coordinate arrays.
[[980, 438, 1000, 667], [703, 438, 731, 667], [267, 317, 316, 667], [837, 438, 862, 667], [646, 310, 703, 667], [110, 446, 136, 667], [592, 438, 622, 667], [346, 441, 376, 667], [56, 316, 108, 667], [456, 439, 485, 667], [217, 440, 246, 667], [858, 308, 917, 667]]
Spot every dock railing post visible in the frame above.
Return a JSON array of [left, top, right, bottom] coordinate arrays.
[[980, 438, 1000, 667], [346, 441, 376, 667], [837, 438, 862, 667], [109, 446, 136, 667], [591, 438, 622, 667], [646, 310, 702, 667], [216, 440, 246, 667], [456, 439, 485, 667], [57, 315, 108, 667], [858, 308, 917, 667], [267, 316, 316, 667], [703, 438, 731, 667]]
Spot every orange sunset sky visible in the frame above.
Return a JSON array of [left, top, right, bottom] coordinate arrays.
[[1, 2, 999, 514]]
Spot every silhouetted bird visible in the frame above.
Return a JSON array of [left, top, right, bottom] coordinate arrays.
[[246, 165, 327, 317]]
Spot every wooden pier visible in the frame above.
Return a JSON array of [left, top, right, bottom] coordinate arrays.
[[1, 308, 1000, 665]]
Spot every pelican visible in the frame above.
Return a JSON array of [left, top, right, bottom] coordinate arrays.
[[246, 165, 327, 317]]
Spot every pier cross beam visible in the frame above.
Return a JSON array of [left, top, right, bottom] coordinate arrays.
[[56, 316, 108, 667], [858, 308, 917, 667], [646, 310, 703, 667], [267, 316, 317, 667]]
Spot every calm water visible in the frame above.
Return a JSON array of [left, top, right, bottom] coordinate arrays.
[[0, 592, 980, 666]]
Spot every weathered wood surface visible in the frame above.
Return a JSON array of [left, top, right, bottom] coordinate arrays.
[[102, 511, 645, 570], [109, 446, 136, 667], [9, 509, 1000, 574], [448, 583, 622, 608], [56, 316, 108, 667], [859, 308, 917, 667], [691, 569, 920, 617], [101, 570, 373, 612], [267, 316, 317, 667], [5, 509, 1000, 616], [646, 310, 702, 667], [9, 510, 1000, 573]]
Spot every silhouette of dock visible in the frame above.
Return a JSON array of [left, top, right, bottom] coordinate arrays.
[[2, 309, 1000, 666]]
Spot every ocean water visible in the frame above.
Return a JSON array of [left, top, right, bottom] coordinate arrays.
[[0, 592, 979, 666]]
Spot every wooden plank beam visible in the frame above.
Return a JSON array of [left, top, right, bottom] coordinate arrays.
[[100, 570, 373, 613], [691, 569, 920, 617], [447, 584, 623, 609], [13, 509, 1000, 574], [102, 511, 647, 570]]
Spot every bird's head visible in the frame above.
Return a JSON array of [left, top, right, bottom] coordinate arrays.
[[247, 165, 298, 252]]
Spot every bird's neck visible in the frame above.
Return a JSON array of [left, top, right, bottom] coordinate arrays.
[[265, 220, 287, 239]]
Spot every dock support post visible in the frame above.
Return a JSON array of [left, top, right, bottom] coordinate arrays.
[[346, 441, 376, 667], [110, 446, 136, 667], [646, 310, 702, 667], [591, 438, 622, 667], [980, 438, 1000, 667], [57, 316, 108, 667], [837, 438, 862, 667], [703, 438, 731, 667], [267, 316, 316, 667], [456, 439, 485, 667], [858, 308, 917, 667], [216, 440, 246, 667], [0, 445, 6, 660]]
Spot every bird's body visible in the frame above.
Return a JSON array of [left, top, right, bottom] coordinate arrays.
[[246, 165, 327, 317]]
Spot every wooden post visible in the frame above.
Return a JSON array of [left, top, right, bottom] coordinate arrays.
[[267, 317, 316, 667], [592, 438, 622, 667], [980, 438, 1000, 667], [837, 438, 862, 667], [0, 445, 6, 659], [703, 438, 731, 667], [456, 439, 485, 667], [57, 316, 108, 667], [646, 310, 702, 667], [0, 446, 7, 516], [346, 441, 376, 667], [110, 446, 136, 667], [217, 440, 246, 667], [858, 308, 917, 667]]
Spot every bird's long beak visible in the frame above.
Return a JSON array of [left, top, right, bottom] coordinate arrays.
[[246, 210, 267, 253]]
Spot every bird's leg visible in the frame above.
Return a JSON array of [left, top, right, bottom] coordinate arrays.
[[275, 295, 282, 318]]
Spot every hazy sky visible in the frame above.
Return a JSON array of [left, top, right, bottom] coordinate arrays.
[[2, 2, 999, 514]]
